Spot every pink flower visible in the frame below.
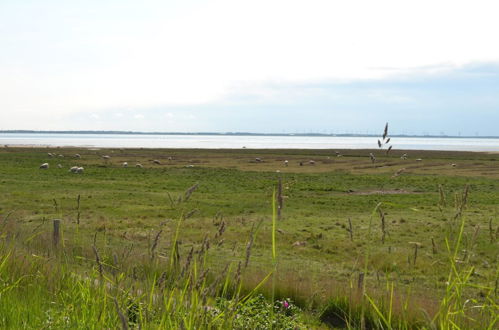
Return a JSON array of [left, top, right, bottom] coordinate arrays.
[[283, 300, 289, 309]]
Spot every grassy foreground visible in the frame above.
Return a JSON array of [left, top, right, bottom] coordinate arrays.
[[0, 146, 497, 328]]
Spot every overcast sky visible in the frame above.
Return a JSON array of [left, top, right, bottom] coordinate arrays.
[[1, 0, 499, 135]]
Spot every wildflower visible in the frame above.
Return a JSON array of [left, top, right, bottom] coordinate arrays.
[[283, 300, 289, 309]]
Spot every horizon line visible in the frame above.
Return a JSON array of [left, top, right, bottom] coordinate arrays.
[[1, 130, 498, 139]]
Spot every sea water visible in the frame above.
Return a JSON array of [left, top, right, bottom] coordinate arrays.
[[1, 133, 498, 152]]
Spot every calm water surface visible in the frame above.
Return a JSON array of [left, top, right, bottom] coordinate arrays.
[[1, 133, 498, 151]]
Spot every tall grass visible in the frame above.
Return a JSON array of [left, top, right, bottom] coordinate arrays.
[[0, 182, 497, 329], [0, 186, 304, 329], [317, 186, 498, 329]]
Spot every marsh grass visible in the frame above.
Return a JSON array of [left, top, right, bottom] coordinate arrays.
[[1, 188, 497, 328], [0, 186, 304, 329], [0, 147, 498, 328]]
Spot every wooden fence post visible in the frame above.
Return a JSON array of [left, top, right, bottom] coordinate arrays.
[[53, 219, 61, 247], [358, 272, 365, 292]]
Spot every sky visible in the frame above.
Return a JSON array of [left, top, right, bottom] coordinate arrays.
[[1, 0, 499, 135]]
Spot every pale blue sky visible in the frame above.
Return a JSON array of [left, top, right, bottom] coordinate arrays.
[[1, 0, 499, 135]]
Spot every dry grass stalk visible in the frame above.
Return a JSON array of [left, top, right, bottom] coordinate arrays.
[[244, 220, 261, 268], [489, 218, 494, 243], [150, 228, 163, 260], [185, 208, 198, 219], [378, 209, 386, 244], [121, 243, 134, 264], [76, 194, 81, 225], [1, 211, 13, 229], [244, 231, 255, 269], [489, 218, 497, 243], [454, 191, 459, 210], [277, 177, 283, 220], [454, 185, 470, 220], [167, 192, 176, 209], [392, 168, 405, 178], [184, 183, 199, 202], [212, 211, 223, 225], [157, 271, 167, 289], [173, 241, 180, 267], [180, 246, 194, 278], [438, 184, 446, 210], [347, 218, 353, 241], [112, 253, 119, 275], [214, 220, 226, 240], [92, 245, 104, 278], [234, 261, 242, 288], [206, 263, 230, 296], [197, 235, 210, 262], [431, 237, 437, 254], [31, 217, 46, 233], [113, 297, 129, 330], [461, 185, 469, 210], [410, 242, 421, 266], [471, 225, 480, 249], [195, 268, 209, 290], [378, 122, 393, 155]]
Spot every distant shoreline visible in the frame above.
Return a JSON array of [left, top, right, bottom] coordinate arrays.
[[2, 145, 498, 155], [1, 130, 498, 139]]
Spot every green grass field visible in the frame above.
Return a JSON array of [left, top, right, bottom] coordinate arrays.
[[0, 146, 497, 328]]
